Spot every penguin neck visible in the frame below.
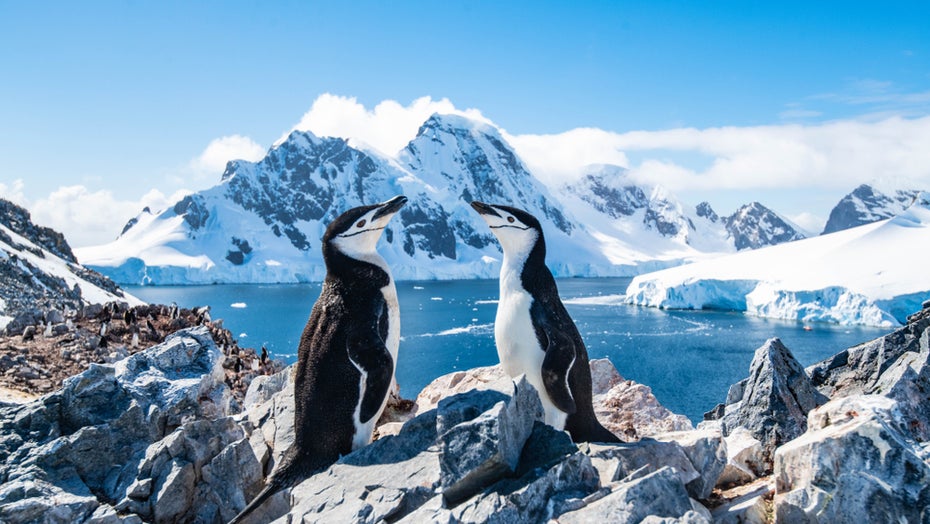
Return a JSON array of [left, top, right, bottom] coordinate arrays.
[[500, 233, 547, 296], [323, 243, 391, 290]]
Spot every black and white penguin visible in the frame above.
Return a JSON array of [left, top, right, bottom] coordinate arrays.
[[231, 195, 407, 524], [471, 201, 619, 443]]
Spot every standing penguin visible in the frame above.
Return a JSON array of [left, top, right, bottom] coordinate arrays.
[[471, 201, 619, 443], [231, 195, 408, 523]]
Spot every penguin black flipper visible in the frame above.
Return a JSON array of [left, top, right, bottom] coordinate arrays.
[[539, 325, 578, 415], [346, 327, 395, 423]]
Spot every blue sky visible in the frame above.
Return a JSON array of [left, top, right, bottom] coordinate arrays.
[[1, 1, 929, 246]]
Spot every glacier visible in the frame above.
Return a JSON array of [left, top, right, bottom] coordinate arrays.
[[624, 192, 930, 327]]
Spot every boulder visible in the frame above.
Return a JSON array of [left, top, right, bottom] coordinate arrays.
[[718, 338, 827, 463], [557, 466, 703, 523], [583, 439, 700, 495], [594, 379, 693, 441], [715, 427, 765, 488], [414, 364, 515, 414], [655, 427, 727, 499], [710, 480, 772, 524], [808, 314, 930, 441], [774, 395, 930, 522], [416, 360, 692, 443], [437, 376, 544, 503]]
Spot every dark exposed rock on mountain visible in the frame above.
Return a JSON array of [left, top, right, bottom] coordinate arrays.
[[822, 183, 922, 234], [0, 198, 134, 322], [724, 202, 806, 250]]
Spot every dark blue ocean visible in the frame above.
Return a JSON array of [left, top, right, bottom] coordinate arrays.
[[128, 278, 888, 423]]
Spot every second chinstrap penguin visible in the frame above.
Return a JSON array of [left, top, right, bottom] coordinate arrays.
[[471, 200, 620, 443]]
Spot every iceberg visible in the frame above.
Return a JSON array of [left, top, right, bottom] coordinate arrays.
[[625, 193, 930, 327]]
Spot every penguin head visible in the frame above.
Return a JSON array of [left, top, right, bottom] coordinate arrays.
[[470, 201, 542, 258], [325, 195, 408, 258]]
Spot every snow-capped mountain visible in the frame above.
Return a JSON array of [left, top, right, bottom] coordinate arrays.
[[821, 184, 923, 234], [559, 166, 805, 260], [77, 113, 808, 285], [0, 199, 141, 330], [77, 114, 617, 284], [624, 192, 930, 327], [724, 202, 806, 250]]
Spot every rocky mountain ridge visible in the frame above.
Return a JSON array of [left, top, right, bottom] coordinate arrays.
[[822, 183, 923, 234], [77, 113, 810, 285], [0, 198, 141, 329]]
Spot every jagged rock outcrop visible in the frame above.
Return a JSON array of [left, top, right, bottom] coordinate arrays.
[[702, 302, 930, 521], [807, 307, 930, 441], [774, 395, 930, 522], [707, 338, 827, 464]]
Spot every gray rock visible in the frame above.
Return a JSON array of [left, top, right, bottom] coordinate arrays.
[[438, 375, 544, 504], [558, 466, 696, 523], [655, 427, 727, 499], [720, 338, 827, 464], [808, 315, 930, 441], [715, 427, 765, 487], [398, 426, 598, 523], [583, 439, 700, 494], [710, 481, 771, 524], [281, 408, 442, 523], [774, 395, 930, 523], [0, 326, 233, 523]]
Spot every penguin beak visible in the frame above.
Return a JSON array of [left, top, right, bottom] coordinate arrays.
[[470, 201, 501, 218], [373, 195, 408, 220]]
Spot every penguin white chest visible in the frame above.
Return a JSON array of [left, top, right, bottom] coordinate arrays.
[[494, 288, 543, 379], [495, 270, 568, 430]]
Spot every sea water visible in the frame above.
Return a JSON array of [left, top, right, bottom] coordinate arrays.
[[128, 278, 889, 423]]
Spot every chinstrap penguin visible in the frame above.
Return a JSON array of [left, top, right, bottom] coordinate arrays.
[[230, 195, 408, 524], [470, 201, 619, 443]]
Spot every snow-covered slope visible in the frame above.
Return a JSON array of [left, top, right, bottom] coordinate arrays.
[[624, 192, 930, 327], [0, 199, 142, 329], [78, 113, 808, 285]]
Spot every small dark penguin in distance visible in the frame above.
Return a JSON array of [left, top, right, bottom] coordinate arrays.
[[471, 201, 619, 443], [230, 195, 408, 524]]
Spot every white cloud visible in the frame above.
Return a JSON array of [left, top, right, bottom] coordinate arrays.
[[505, 116, 930, 200], [0, 179, 28, 207], [504, 128, 630, 187], [29, 186, 191, 249], [191, 135, 266, 178], [282, 93, 492, 155]]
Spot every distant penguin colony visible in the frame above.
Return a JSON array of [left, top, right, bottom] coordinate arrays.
[[471, 201, 620, 443], [231, 195, 408, 524]]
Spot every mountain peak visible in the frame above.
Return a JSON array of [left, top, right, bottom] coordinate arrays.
[[416, 113, 500, 140], [822, 183, 923, 235]]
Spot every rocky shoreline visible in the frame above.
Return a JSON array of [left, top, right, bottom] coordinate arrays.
[[1, 302, 929, 523]]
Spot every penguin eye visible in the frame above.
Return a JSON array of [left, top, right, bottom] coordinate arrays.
[[507, 216, 515, 223], [356, 219, 367, 228]]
